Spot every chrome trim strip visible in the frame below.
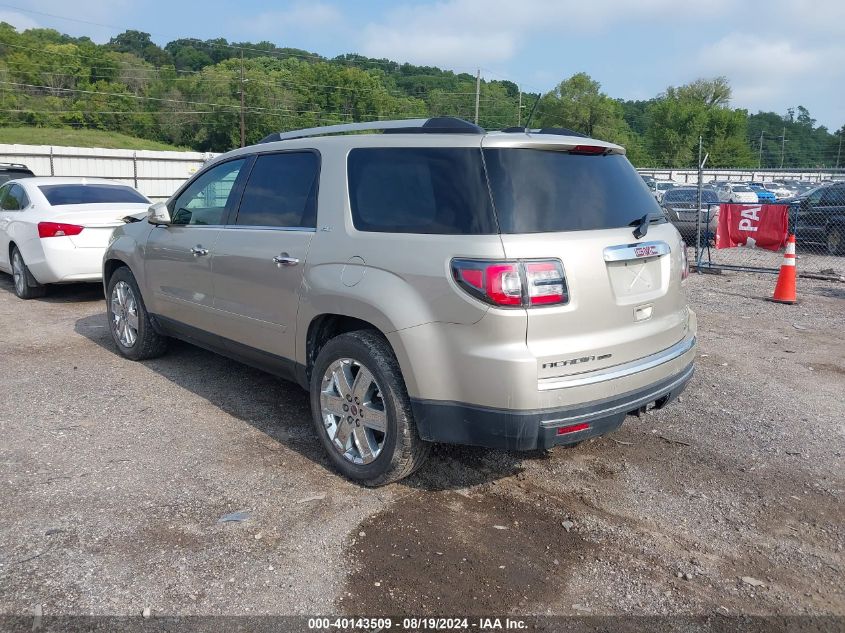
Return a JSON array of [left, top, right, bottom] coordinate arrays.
[[538, 336, 696, 391], [603, 240, 671, 262], [540, 362, 694, 428], [222, 225, 316, 232]]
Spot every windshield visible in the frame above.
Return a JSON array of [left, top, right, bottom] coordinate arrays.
[[732, 186, 753, 192], [483, 149, 664, 233], [656, 182, 674, 190], [39, 184, 149, 206]]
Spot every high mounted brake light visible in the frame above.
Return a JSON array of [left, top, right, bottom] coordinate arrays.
[[451, 259, 568, 308], [570, 145, 607, 155], [38, 222, 84, 238]]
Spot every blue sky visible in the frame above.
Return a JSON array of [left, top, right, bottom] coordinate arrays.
[[2, 0, 843, 130]]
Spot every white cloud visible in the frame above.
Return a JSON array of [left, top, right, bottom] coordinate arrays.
[[689, 31, 845, 127], [235, 3, 342, 38], [359, 0, 731, 67], [0, 11, 40, 31], [697, 35, 820, 102]]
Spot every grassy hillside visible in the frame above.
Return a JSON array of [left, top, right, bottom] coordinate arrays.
[[0, 127, 189, 151]]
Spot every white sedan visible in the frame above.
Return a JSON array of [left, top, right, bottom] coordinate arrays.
[[0, 177, 151, 299], [717, 183, 759, 204]]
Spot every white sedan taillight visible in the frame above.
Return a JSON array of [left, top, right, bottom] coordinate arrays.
[[38, 222, 84, 238], [451, 258, 568, 308]]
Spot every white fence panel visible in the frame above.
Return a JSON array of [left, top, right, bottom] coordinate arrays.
[[0, 144, 220, 201]]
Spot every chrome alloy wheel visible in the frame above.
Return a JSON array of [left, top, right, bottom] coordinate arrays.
[[110, 280, 139, 348], [320, 358, 388, 465], [11, 250, 25, 296]]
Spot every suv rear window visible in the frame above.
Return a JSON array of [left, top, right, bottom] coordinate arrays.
[[39, 184, 149, 206], [483, 150, 664, 233], [347, 148, 496, 234]]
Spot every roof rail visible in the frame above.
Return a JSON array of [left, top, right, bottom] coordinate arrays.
[[500, 126, 589, 138], [0, 162, 30, 169], [259, 116, 483, 143]]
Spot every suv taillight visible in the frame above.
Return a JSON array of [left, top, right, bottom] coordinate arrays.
[[451, 258, 568, 308], [38, 222, 84, 238]]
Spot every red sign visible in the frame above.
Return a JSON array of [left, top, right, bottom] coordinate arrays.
[[716, 204, 789, 251]]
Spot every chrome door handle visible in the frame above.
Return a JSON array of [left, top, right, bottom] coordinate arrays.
[[273, 253, 300, 267], [190, 246, 209, 257]]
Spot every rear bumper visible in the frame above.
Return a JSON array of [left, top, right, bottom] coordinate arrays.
[[27, 238, 105, 284], [411, 359, 694, 451]]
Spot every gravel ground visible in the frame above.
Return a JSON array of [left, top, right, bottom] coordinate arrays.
[[0, 271, 842, 621]]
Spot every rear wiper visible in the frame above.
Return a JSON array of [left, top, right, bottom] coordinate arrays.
[[630, 213, 650, 239]]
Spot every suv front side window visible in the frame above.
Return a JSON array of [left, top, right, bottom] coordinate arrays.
[[234, 152, 319, 228], [171, 158, 246, 226]]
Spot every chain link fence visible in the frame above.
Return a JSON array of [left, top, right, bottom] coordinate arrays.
[[648, 172, 845, 280]]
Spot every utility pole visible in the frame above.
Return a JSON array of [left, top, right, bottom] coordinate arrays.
[[474, 68, 480, 125], [517, 88, 522, 127], [695, 135, 703, 267], [758, 130, 764, 168], [837, 130, 842, 169], [239, 50, 246, 148], [780, 126, 786, 169]]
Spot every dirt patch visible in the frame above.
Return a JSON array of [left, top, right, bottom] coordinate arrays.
[[342, 490, 588, 615]]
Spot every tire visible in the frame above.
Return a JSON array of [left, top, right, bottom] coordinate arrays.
[[826, 226, 844, 256], [310, 330, 431, 486], [10, 246, 46, 300], [106, 266, 168, 361]]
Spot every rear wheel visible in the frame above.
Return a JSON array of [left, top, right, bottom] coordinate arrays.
[[310, 330, 430, 486], [827, 226, 844, 256], [106, 266, 168, 360], [10, 246, 45, 300]]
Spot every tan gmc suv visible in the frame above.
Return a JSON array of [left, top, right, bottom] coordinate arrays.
[[103, 117, 697, 486]]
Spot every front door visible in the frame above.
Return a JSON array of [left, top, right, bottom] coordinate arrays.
[[211, 150, 319, 362], [144, 157, 248, 332]]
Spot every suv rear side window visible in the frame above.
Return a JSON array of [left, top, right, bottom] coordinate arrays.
[[235, 152, 319, 228], [348, 148, 496, 234], [483, 150, 664, 233]]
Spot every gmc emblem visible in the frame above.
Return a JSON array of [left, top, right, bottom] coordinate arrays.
[[634, 245, 658, 258]]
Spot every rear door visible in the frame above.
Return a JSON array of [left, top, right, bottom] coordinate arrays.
[[144, 157, 248, 331], [482, 146, 689, 381], [210, 150, 319, 362]]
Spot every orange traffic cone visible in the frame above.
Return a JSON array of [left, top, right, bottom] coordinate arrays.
[[768, 234, 797, 304]]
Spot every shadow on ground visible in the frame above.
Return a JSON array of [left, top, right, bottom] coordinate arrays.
[[74, 312, 527, 491], [0, 273, 103, 303]]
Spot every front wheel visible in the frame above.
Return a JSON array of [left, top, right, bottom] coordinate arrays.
[[10, 246, 45, 300], [310, 330, 430, 486], [827, 226, 844, 256], [106, 266, 168, 360]]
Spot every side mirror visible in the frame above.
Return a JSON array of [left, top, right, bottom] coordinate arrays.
[[147, 201, 172, 226]]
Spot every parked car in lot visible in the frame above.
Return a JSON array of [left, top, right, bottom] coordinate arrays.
[[102, 117, 697, 486], [765, 182, 795, 199], [785, 183, 845, 255], [0, 162, 35, 185], [661, 187, 720, 243], [653, 180, 677, 202], [0, 177, 150, 299], [748, 183, 777, 203], [717, 183, 758, 204]]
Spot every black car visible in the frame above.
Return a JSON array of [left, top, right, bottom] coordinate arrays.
[[0, 163, 35, 185], [786, 183, 845, 255]]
